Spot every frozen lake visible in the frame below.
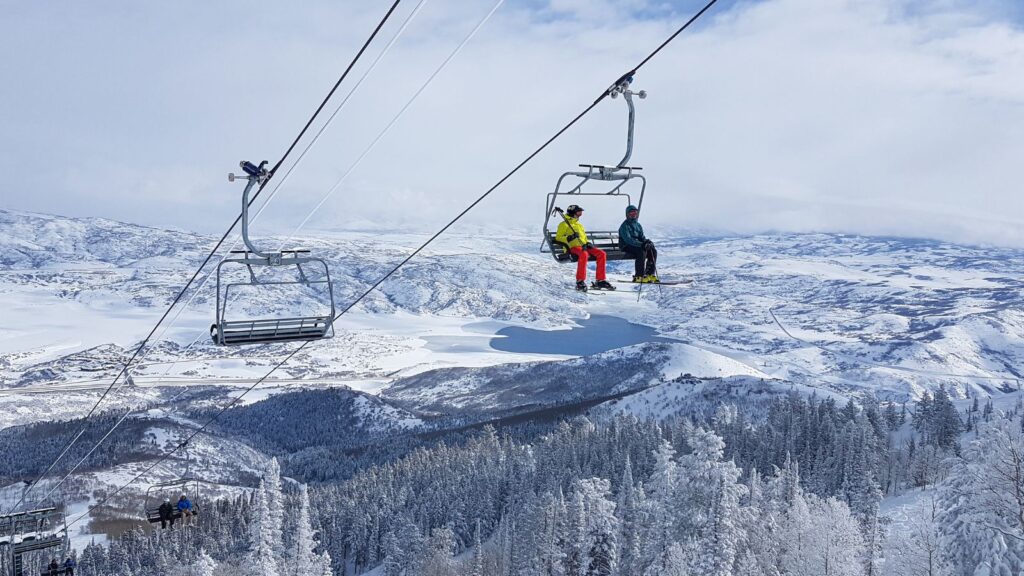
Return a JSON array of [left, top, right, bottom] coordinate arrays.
[[489, 314, 671, 356]]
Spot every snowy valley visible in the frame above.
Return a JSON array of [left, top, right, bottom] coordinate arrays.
[[1, 208, 1023, 575]]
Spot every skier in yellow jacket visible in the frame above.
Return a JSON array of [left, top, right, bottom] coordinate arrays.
[[556, 205, 616, 292]]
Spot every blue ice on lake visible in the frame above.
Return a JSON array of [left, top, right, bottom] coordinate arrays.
[[490, 314, 671, 356]]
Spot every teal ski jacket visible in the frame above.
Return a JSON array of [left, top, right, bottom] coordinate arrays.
[[618, 205, 647, 248]]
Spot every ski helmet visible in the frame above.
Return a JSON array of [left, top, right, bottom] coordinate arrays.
[[566, 204, 584, 216]]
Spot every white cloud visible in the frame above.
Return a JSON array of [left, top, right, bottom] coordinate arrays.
[[1, 0, 1022, 247]]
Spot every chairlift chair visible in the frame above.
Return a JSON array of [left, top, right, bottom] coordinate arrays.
[[144, 478, 201, 525], [542, 76, 648, 263], [211, 160, 337, 346], [0, 507, 68, 576]]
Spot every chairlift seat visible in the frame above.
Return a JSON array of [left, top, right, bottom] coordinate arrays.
[[146, 507, 180, 524], [13, 534, 64, 554], [228, 248, 311, 255], [213, 252, 336, 346], [145, 507, 198, 524], [212, 316, 333, 346], [545, 231, 631, 263]]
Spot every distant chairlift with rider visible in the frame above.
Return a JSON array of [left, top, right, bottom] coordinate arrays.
[[0, 505, 69, 576], [144, 443, 201, 529]]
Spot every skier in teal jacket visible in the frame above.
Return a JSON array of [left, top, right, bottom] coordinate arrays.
[[618, 205, 658, 282]]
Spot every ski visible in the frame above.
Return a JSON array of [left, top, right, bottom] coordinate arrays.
[[614, 279, 693, 286]]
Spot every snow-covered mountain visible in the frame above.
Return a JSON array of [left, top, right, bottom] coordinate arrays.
[[1, 208, 1020, 407], [2, 208, 1022, 547]]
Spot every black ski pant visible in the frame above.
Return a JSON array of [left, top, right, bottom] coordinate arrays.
[[623, 243, 657, 277]]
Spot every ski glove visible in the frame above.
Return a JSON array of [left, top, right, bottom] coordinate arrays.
[[566, 233, 579, 242], [584, 242, 594, 250]]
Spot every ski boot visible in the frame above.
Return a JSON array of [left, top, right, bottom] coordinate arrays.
[[592, 280, 616, 291], [575, 280, 588, 292], [643, 275, 660, 284], [632, 275, 644, 283]]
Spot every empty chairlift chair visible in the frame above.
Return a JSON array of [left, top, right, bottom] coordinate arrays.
[[542, 76, 648, 263], [211, 161, 337, 346], [0, 507, 69, 576]]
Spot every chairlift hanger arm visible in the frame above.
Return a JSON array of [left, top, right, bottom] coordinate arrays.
[[607, 77, 646, 169], [227, 161, 275, 260]]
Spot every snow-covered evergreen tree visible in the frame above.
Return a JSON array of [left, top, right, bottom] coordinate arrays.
[[248, 479, 280, 576], [677, 426, 746, 576], [938, 417, 1024, 574], [265, 458, 286, 570], [644, 542, 690, 576], [471, 520, 485, 576], [293, 484, 319, 576], [573, 478, 619, 576], [421, 526, 456, 576], [169, 549, 216, 576], [780, 492, 865, 576]]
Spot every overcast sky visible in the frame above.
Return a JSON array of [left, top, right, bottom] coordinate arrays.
[[2, 0, 1022, 247]]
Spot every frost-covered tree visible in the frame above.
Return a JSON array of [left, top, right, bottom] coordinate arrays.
[[779, 492, 865, 576], [644, 542, 690, 576], [616, 458, 644, 576], [735, 550, 768, 576], [536, 491, 568, 576], [382, 531, 404, 576], [471, 520, 485, 576], [573, 478, 619, 576], [883, 491, 948, 576], [642, 439, 677, 561], [421, 527, 457, 576], [169, 549, 217, 576], [938, 418, 1024, 575], [265, 459, 286, 565], [293, 484, 319, 576], [914, 388, 962, 451], [248, 480, 280, 576], [676, 426, 746, 576]]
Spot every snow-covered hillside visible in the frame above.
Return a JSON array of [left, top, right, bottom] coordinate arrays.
[[2, 208, 1020, 410]]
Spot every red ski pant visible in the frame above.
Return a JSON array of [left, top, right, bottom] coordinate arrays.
[[570, 246, 607, 282]]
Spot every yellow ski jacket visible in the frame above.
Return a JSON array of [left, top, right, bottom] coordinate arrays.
[[555, 217, 589, 250]]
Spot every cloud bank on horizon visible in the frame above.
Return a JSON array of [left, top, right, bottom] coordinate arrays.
[[1, 0, 1022, 247]]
